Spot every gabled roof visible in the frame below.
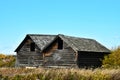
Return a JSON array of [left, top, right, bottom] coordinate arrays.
[[15, 34, 56, 52], [28, 34, 56, 50], [15, 34, 110, 53], [58, 34, 110, 52]]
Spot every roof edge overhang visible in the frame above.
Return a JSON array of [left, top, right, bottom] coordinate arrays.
[[14, 34, 41, 52], [58, 34, 78, 53], [40, 35, 59, 52], [41, 34, 78, 53]]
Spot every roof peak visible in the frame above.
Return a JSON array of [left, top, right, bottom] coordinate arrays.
[[27, 34, 56, 36]]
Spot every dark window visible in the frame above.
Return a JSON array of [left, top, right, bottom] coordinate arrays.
[[58, 38, 63, 49], [30, 43, 35, 51]]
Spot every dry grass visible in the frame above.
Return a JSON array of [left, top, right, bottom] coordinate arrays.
[[0, 68, 120, 80]]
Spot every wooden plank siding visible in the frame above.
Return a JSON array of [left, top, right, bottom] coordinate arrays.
[[77, 51, 108, 68], [44, 49, 76, 68], [16, 39, 43, 67], [43, 39, 77, 68], [16, 38, 77, 68]]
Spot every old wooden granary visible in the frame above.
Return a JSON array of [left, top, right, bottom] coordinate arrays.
[[15, 34, 110, 68]]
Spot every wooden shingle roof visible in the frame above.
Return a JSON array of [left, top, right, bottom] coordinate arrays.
[[15, 34, 56, 52], [58, 34, 110, 52], [29, 34, 56, 50], [15, 34, 110, 53]]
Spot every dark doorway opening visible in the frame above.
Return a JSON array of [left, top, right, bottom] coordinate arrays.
[[77, 52, 104, 68], [58, 37, 63, 49], [30, 43, 35, 51]]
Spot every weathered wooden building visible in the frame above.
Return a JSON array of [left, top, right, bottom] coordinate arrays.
[[15, 34, 110, 68]]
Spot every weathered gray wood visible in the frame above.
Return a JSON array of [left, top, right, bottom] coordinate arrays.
[[16, 39, 43, 67], [77, 51, 107, 68], [15, 34, 110, 68], [44, 49, 76, 67]]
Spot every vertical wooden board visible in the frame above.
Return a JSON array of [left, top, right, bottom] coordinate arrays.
[[77, 52, 106, 68]]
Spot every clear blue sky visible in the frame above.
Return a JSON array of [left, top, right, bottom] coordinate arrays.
[[0, 0, 120, 54]]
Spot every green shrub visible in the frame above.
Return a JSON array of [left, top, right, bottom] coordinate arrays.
[[102, 47, 120, 68]]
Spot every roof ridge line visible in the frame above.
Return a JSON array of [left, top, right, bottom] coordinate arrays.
[[27, 34, 57, 36], [60, 34, 95, 41]]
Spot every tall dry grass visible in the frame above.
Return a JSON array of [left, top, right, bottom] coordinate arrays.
[[0, 68, 120, 80]]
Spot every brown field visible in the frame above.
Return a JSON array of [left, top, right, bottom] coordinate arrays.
[[0, 68, 120, 80]]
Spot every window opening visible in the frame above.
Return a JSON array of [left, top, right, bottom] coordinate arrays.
[[30, 43, 35, 51], [58, 38, 63, 49]]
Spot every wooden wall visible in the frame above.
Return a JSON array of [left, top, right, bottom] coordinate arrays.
[[16, 37, 108, 68], [77, 51, 107, 68], [16, 39, 43, 67], [44, 49, 77, 68], [43, 39, 77, 68]]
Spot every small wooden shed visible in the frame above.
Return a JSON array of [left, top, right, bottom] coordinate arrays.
[[15, 34, 110, 68]]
